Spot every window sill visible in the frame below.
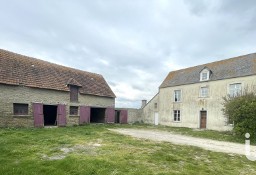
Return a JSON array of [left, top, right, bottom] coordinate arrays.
[[70, 101, 79, 103], [69, 115, 79, 117], [173, 101, 182, 103], [198, 96, 209, 98], [13, 115, 31, 118], [173, 121, 181, 123], [200, 79, 210, 82]]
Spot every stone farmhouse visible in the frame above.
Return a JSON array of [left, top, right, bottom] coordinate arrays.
[[0, 49, 128, 127], [143, 53, 256, 131]]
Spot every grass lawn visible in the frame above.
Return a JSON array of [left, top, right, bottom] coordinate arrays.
[[0, 124, 255, 175]]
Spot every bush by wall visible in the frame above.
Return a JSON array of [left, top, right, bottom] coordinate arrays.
[[223, 90, 256, 138]]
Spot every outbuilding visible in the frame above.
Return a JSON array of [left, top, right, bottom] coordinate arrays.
[[0, 49, 127, 127]]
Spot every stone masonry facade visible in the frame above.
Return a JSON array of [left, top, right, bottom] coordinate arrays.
[[0, 84, 115, 127]]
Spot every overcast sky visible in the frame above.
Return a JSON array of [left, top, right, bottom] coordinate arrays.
[[0, 0, 256, 108]]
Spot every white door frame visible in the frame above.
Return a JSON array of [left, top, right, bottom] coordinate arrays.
[[154, 112, 159, 125]]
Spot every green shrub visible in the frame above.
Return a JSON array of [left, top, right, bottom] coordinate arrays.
[[222, 90, 256, 138]]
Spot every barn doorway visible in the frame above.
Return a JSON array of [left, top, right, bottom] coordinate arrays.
[[90, 108, 106, 123], [43, 105, 57, 126], [200, 111, 207, 129], [115, 110, 120, 123]]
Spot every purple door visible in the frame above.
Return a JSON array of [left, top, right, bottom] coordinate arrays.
[[57, 104, 66, 127], [33, 103, 44, 128], [105, 107, 115, 123], [120, 110, 128, 124], [79, 106, 90, 124]]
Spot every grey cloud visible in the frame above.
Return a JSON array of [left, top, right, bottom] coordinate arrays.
[[0, 0, 256, 108]]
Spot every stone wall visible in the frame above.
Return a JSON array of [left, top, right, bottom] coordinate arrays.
[[142, 93, 159, 124], [115, 108, 142, 123], [0, 84, 115, 127]]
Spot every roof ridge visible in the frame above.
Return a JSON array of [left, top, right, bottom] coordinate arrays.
[[168, 52, 256, 74]]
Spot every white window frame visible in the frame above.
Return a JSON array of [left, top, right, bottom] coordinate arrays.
[[200, 86, 208, 97], [200, 69, 210, 81], [173, 110, 181, 122], [174, 90, 181, 102], [229, 83, 242, 97]]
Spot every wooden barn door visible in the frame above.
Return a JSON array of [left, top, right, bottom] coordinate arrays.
[[79, 106, 90, 124], [120, 110, 128, 124], [57, 104, 66, 127], [33, 103, 44, 128], [105, 107, 115, 123], [200, 111, 207, 129]]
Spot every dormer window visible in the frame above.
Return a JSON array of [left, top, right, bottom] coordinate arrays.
[[200, 68, 211, 81]]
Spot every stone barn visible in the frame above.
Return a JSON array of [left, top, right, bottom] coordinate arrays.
[[0, 49, 127, 127]]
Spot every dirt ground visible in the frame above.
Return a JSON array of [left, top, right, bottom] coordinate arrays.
[[109, 128, 256, 155]]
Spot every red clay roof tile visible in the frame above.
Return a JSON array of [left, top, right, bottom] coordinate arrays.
[[0, 49, 116, 98]]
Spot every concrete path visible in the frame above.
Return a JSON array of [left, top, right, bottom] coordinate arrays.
[[109, 128, 256, 155]]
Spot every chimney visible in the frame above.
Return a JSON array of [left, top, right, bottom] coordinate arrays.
[[141, 100, 147, 108]]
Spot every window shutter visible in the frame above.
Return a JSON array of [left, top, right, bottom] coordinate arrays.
[[105, 107, 115, 123], [70, 86, 78, 102], [79, 106, 90, 124], [33, 103, 44, 127], [57, 104, 66, 126], [120, 110, 128, 124]]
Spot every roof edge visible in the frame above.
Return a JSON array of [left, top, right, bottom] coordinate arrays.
[[159, 74, 256, 89]]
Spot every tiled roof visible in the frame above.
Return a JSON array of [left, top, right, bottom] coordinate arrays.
[[67, 78, 82, 87], [160, 53, 256, 88], [0, 49, 116, 98]]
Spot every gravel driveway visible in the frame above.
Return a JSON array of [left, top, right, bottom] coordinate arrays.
[[109, 128, 256, 155]]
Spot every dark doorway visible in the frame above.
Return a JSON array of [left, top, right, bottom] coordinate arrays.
[[115, 110, 120, 123], [200, 111, 207, 129], [43, 105, 57, 126], [90, 108, 106, 123]]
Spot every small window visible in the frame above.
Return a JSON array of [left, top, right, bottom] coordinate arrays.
[[200, 68, 210, 81], [70, 85, 79, 102], [13, 103, 28, 115], [154, 103, 157, 109], [229, 83, 242, 97], [174, 90, 181, 102], [173, 110, 180, 122], [70, 106, 78, 115], [202, 73, 208, 80], [200, 87, 208, 97]]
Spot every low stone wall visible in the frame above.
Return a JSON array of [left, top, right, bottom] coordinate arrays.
[[0, 116, 34, 128], [67, 116, 80, 126], [115, 108, 143, 123]]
